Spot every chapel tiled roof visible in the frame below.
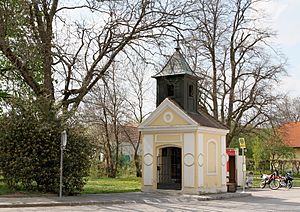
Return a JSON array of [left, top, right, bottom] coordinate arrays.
[[187, 110, 228, 130], [168, 98, 228, 130]]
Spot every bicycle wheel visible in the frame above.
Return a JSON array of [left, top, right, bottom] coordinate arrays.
[[260, 180, 266, 189], [269, 179, 280, 190]]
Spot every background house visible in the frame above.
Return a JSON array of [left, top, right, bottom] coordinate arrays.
[[119, 125, 141, 161], [278, 122, 300, 159]]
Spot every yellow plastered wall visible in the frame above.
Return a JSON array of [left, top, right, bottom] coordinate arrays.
[[156, 134, 181, 142], [203, 133, 222, 188], [149, 108, 189, 126]]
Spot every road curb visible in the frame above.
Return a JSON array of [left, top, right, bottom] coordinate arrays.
[[0, 192, 251, 208], [197, 192, 251, 201], [0, 200, 130, 208]]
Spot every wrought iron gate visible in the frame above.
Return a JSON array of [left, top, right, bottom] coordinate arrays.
[[157, 147, 181, 190]]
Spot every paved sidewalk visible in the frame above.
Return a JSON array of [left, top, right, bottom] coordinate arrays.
[[0, 191, 251, 208]]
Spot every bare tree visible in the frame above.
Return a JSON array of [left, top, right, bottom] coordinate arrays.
[[0, 0, 190, 112], [122, 57, 153, 177], [82, 64, 127, 178], [82, 56, 153, 177], [183, 0, 286, 146], [273, 96, 300, 125]]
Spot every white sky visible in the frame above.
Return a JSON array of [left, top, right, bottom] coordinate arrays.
[[259, 0, 300, 97], [55, 0, 300, 100]]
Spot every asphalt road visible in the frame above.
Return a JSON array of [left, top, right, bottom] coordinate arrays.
[[1, 188, 300, 212]]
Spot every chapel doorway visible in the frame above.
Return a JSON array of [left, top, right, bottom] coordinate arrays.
[[157, 147, 182, 190]]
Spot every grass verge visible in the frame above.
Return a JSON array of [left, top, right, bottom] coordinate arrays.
[[83, 177, 141, 194], [0, 177, 141, 195]]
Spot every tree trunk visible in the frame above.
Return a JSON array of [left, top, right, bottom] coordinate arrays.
[[134, 153, 142, 177]]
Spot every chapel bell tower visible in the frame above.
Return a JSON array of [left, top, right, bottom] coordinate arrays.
[[152, 47, 199, 113], [139, 44, 229, 194]]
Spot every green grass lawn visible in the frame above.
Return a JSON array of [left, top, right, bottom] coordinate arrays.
[[3, 175, 300, 195], [0, 177, 141, 195], [83, 177, 141, 194]]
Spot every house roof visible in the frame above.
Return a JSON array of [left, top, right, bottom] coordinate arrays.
[[152, 48, 197, 78], [120, 125, 139, 144], [278, 122, 300, 148]]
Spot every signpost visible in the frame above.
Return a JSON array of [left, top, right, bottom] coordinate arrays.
[[239, 137, 246, 193], [59, 130, 67, 198]]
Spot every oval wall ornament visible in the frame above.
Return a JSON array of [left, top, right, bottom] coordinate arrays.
[[184, 153, 194, 167], [163, 112, 174, 123], [198, 153, 204, 167], [144, 153, 153, 166], [221, 153, 227, 166]]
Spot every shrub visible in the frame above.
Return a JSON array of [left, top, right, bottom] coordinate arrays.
[[0, 99, 93, 195]]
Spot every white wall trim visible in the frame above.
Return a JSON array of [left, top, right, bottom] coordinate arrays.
[[221, 136, 227, 185], [143, 135, 154, 186], [197, 127, 229, 135], [183, 133, 195, 188], [139, 125, 198, 132], [198, 133, 204, 187]]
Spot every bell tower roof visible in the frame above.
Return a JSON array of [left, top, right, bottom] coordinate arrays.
[[152, 48, 197, 78]]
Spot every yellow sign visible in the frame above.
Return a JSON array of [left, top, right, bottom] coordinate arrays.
[[239, 138, 246, 149]]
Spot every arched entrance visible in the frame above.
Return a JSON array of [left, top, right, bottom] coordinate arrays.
[[157, 147, 182, 190]]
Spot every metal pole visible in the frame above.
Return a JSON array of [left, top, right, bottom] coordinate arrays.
[[242, 148, 245, 193], [59, 143, 63, 198]]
